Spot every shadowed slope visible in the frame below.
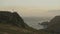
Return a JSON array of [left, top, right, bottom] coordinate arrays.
[[0, 11, 28, 28]]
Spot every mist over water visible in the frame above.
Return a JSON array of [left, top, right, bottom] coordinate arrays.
[[23, 17, 52, 29]]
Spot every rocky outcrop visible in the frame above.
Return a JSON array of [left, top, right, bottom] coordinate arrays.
[[40, 21, 49, 29], [0, 11, 28, 28]]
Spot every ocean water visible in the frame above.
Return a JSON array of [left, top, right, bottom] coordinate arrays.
[[23, 17, 52, 30]]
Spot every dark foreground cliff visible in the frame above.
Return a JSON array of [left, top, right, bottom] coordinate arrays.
[[0, 11, 28, 28]]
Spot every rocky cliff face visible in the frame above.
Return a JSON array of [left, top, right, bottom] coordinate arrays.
[[0, 11, 28, 28], [47, 16, 60, 33]]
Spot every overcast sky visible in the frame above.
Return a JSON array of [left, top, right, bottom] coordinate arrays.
[[0, 0, 60, 9], [0, 0, 60, 17]]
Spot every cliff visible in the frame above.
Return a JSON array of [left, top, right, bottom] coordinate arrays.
[[0, 11, 28, 28], [39, 16, 60, 34], [47, 16, 60, 33]]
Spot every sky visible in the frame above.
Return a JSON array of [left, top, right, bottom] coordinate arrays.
[[0, 0, 60, 17]]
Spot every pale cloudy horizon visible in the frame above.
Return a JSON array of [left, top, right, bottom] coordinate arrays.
[[0, 0, 60, 17]]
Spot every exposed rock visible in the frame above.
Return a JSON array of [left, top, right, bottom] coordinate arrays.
[[0, 11, 28, 28]]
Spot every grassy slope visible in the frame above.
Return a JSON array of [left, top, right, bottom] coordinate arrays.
[[0, 24, 51, 34]]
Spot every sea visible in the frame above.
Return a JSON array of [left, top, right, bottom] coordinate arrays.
[[22, 17, 52, 30]]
